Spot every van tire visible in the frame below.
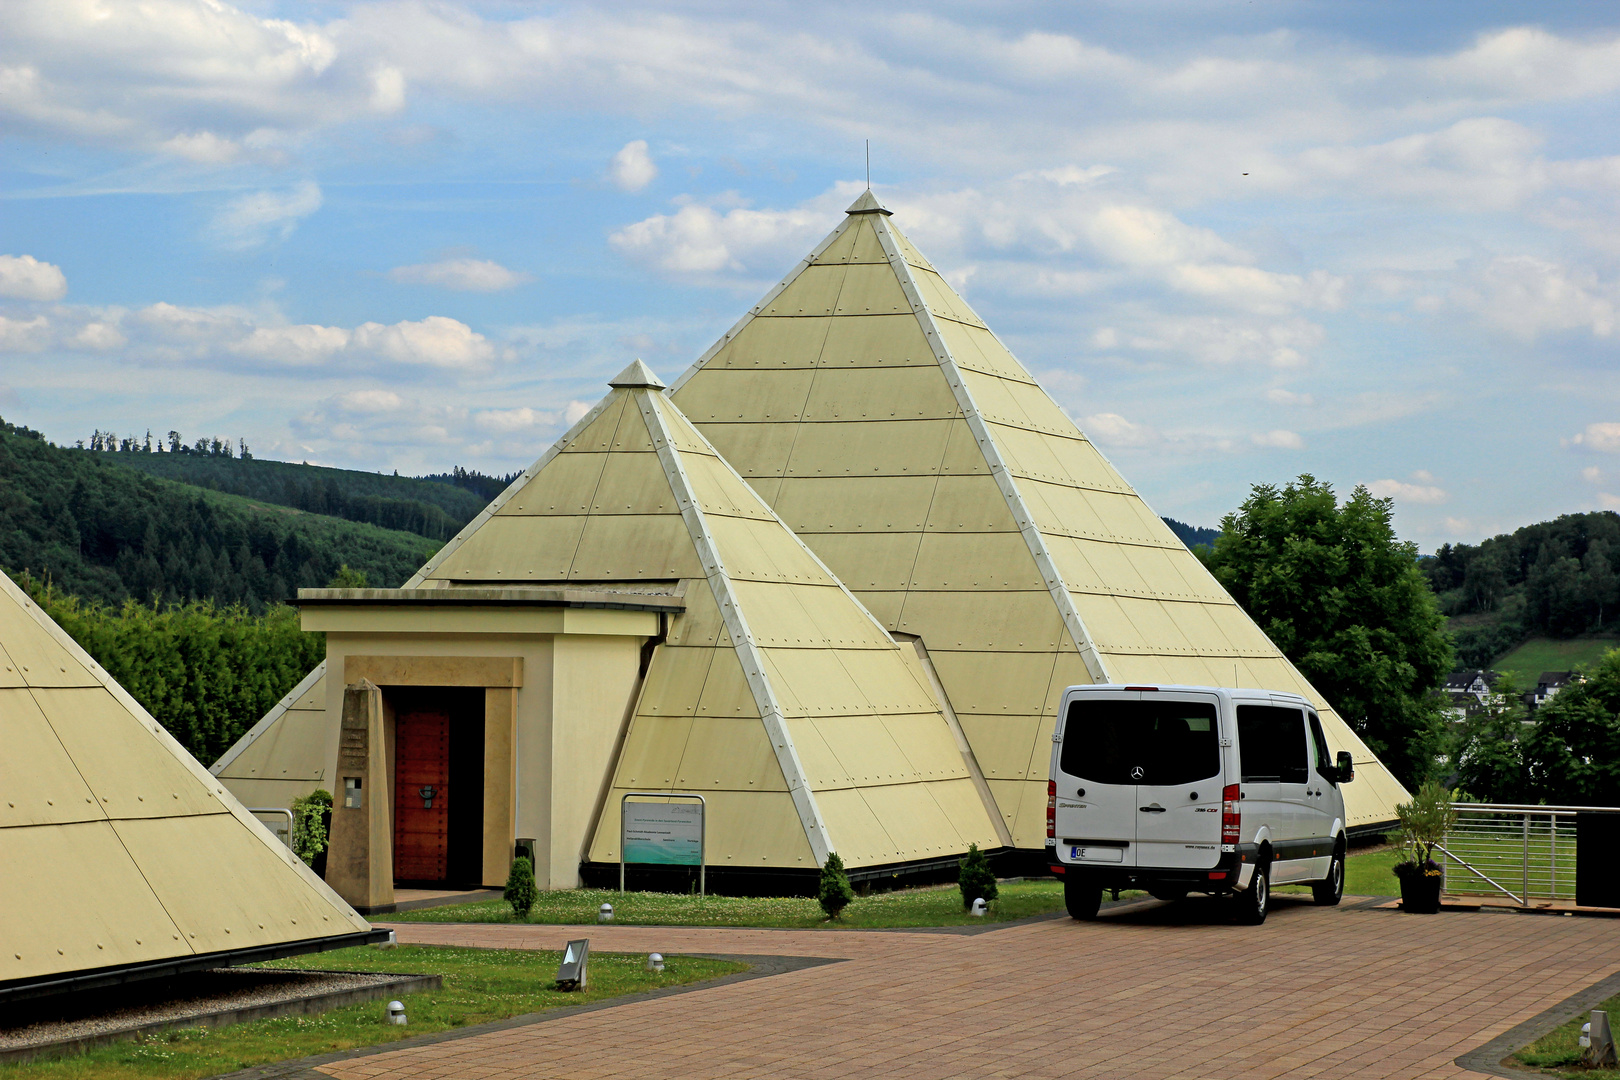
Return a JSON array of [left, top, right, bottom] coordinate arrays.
[[1235, 859, 1269, 925], [1064, 878, 1103, 920], [1313, 844, 1346, 906]]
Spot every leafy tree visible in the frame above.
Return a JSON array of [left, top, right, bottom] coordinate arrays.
[[1522, 651, 1620, 805], [503, 856, 538, 918], [327, 564, 369, 589], [291, 789, 332, 866], [817, 851, 855, 919], [1199, 475, 1453, 786], [957, 843, 998, 909], [1450, 675, 1529, 802]]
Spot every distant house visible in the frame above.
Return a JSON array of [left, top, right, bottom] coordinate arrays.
[[1439, 669, 1503, 722], [1526, 671, 1577, 710]]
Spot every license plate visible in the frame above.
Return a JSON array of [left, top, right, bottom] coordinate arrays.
[[1071, 845, 1123, 863]]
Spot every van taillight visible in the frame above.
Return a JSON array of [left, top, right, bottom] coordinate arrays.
[[1046, 779, 1057, 841], [1221, 783, 1241, 844]]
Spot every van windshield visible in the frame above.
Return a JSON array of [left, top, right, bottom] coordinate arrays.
[[1060, 698, 1220, 786]]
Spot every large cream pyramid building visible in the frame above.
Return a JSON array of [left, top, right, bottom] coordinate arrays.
[[666, 191, 1409, 847], [217, 194, 1406, 894], [0, 573, 378, 1001]]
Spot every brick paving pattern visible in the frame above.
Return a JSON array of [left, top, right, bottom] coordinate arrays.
[[317, 896, 1620, 1080]]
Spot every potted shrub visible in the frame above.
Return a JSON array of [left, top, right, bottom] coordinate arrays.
[[1391, 779, 1456, 913]]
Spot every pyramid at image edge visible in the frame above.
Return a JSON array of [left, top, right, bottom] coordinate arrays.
[[0, 574, 371, 992], [414, 369, 1002, 869], [668, 194, 1409, 842]]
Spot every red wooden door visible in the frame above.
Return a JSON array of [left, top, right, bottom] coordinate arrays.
[[394, 711, 450, 881]]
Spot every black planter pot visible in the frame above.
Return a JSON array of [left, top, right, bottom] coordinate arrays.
[[1397, 867, 1443, 913]]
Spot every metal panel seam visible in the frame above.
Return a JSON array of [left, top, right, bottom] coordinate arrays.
[[665, 216, 857, 396], [636, 391, 833, 864], [869, 215, 1112, 686]]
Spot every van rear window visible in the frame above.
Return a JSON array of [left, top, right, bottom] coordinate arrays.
[[1060, 699, 1220, 786], [1236, 705, 1308, 783]]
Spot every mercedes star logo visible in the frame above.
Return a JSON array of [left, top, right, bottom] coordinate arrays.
[[1130, 766, 1145, 781]]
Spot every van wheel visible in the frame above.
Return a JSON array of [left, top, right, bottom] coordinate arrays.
[[1235, 860, 1269, 925], [1065, 877, 1103, 920], [1313, 845, 1346, 906], [1148, 885, 1188, 903]]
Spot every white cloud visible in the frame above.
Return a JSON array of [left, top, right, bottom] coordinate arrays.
[[212, 181, 322, 249], [0, 254, 67, 300], [1572, 422, 1620, 453], [70, 322, 125, 350], [1113, 314, 1325, 368], [1366, 479, 1448, 503], [1452, 256, 1618, 340], [609, 139, 658, 192], [1080, 412, 1155, 448], [1584, 466, 1605, 484], [610, 198, 828, 278], [388, 258, 531, 292], [1251, 429, 1304, 449], [349, 316, 496, 369], [474, 406, 551, 434], [564, 400, 593, 424], [0, 315, 51, 351], [1265, 388, 1315, 406]]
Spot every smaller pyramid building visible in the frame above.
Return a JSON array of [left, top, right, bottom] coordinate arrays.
[[423, 361, 1002, 870], [0, 573, 377, 1001]]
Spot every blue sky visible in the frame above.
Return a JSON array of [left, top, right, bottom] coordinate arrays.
[[3, 2, 1619, 547]]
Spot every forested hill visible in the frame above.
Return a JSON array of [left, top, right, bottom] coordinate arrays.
[[0, 420, 442, 611], [101, 444, 497, 542], [1425, 510, 1620, 666], [1163, 516, 1219, 550]]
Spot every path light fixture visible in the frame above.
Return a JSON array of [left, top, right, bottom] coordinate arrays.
[[373, 930, 397, 950], [646, 952, 664, 973], [386, 1000, 407, 1025], [970, 898, 987, 917], [598, 902, 614, 923], [556, 939, 590, 991], [1585, 1011, 1617, 1067]]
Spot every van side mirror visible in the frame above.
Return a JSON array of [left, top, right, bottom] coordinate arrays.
[[1336, 751, 1354, 784]]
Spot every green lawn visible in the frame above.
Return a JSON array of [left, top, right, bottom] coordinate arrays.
[[1515, 988, 1620, 1077], [1494, 636, 1617, 684], [391, 881, 1069, 928], [403, 852, 1404, 929], [0, 946, 741, 1080]]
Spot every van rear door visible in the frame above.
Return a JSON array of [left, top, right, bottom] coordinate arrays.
[[1054, 691, 1140, 868], [1130, 694, 1224, 870]]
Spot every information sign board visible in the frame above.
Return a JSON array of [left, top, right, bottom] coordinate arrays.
[[623, 801, 704, 865]]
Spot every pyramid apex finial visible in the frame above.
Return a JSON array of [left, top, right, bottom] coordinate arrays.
[[845, 189, 892, 216], [609, 359, 666, 390]]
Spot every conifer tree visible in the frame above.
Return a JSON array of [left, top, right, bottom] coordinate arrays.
[[818, 851, 854, 919]]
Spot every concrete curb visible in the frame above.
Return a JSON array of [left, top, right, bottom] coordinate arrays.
[[0, 972, 441, 1066], [1456, 967, 1620, 1078]]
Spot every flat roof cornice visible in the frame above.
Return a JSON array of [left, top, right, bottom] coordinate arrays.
[[296, 586, 685, 613]]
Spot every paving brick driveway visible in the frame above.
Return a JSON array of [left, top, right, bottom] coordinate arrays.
[[329, 896, 1620, 1080]]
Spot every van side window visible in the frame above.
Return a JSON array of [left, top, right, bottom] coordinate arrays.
[[1235, 705, 1307, 784], [1307, 712, 1333, 775]]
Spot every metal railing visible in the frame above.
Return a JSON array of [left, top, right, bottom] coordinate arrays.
[[1440, 804, 1580, 905], [249, 807, 296, 850]]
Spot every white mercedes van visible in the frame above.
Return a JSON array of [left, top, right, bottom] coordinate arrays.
[[1047, 684, 1355, 925]]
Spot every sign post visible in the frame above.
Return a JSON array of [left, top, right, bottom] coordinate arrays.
[[620, 793, 706, 895]]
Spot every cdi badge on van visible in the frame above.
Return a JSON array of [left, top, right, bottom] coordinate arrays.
[[1047, 684, 1354, 925]]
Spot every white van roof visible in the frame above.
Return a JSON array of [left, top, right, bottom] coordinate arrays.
[[1062, 683, 1312, 706]]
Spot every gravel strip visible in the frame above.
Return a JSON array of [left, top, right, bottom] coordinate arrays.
[[0, 968, 403, 1052]]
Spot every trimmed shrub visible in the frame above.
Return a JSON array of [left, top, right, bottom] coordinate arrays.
[[958, 843, 998, 909], [818, 851, 855, 919], [503, 856, 537, 918]]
